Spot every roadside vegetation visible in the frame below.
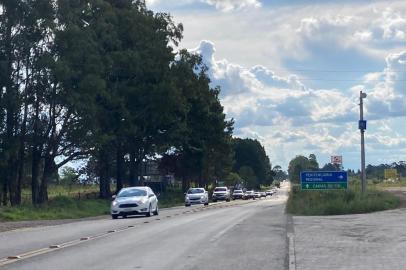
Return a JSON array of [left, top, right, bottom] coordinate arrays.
[[286, 184, 400, 215], [0, 196, 110, 221], [0, 186, 186, 221], [373, 178, 406, 188], [286, 155, 403, 215]]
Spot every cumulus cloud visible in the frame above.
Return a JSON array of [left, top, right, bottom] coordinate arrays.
[[152, 0, 406, 168], [366, 51, 406, 119], [146, 0, 261, 12], [204, 0, 261, 12], [188, 40, 406, 167], [190, 40, 359, 127]]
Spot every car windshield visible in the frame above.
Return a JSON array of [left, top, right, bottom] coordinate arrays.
[[214, 188, 226, 192], [187, 188, 205, 194], [117, 188, 147, 198], [234, 190, 242, 193]]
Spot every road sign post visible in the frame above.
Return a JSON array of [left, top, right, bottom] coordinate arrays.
[[359, 91, 367, 194], [301, 171, 348, 190]]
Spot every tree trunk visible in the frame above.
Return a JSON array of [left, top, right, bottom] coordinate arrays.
[[129, 150, 137, 186], [4, 5, 19, 206], [116, 145, 123, 193], [39, 154, 55, 203], [15, 96, 29, 206], [1, 179, 8, 206], [31, 147, 41, 205], [31, 99, 42, 205], [98, 148, 111, 199]]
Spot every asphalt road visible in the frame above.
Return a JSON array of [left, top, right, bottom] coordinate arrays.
[[0, 186, 289, 270]]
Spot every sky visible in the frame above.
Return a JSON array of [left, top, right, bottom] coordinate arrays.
[[146, 0, 406, 170]]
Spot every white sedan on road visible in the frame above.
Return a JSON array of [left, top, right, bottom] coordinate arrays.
[[185, 188, 209, 207], [111, 187, 159, 219]]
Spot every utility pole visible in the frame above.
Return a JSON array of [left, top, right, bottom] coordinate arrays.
[[359, 91, 367, 194]]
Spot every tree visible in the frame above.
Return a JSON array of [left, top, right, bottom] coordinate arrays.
[[308, 154, 319, 171], [165, 50, 234, 191], [60, 167, 79, 186], [238, 166, 257, 189], [288, 155, 310, 183], [273, 165, 288, 181], [321, 163, 340, 171], [224, 172, 242, 187], [232, 138, 272, 186]]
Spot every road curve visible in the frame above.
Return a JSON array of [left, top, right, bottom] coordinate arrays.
[[1, 186, 289, 270]]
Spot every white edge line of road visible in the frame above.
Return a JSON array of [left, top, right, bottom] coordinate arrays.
[[288, 233, 297, 270]]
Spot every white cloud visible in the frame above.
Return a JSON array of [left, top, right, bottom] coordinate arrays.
[[188, 40, 406, 168], [149, 0, 406, 168], [146, 0, 261, 12], [204, 0, 261, 12]]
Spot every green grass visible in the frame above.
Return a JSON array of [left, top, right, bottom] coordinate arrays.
[[0, 196, 110, 221], [157, 189, 185, 208], [286, 184, 400, 216], [20, 184, 101, 204]]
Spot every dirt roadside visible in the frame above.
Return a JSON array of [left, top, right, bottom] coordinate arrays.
[[384, 187, 406, 208], [0, 215, 108, 233]]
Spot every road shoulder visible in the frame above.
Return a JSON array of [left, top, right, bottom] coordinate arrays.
[[292, 208, 406, 270]]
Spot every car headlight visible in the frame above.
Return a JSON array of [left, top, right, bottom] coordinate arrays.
[[112, 201, 118, 207], [200, 195, 205, 199], [185, 196, 190, 200]]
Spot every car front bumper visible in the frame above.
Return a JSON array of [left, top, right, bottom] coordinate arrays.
[[212, 194, 229, 200], [111, 204, 149, 215], [186, 199, 208, 204]]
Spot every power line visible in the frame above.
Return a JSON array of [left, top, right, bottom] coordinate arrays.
[[257, 67, 406, 73], [293, 78, 406, 82]]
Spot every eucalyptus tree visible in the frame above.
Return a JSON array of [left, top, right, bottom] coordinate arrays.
[[164, 50, 234, 190]]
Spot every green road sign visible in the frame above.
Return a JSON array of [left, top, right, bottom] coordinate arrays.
[[301, 182, 348, 190], [300, 171, 348, 190]]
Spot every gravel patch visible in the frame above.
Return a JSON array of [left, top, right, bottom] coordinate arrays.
[[0, 215, 109, 233]]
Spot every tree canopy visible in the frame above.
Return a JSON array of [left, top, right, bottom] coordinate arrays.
[[288, 154, 319, 183], [231, 138, 273, 188], [0, 0, 237, 204]]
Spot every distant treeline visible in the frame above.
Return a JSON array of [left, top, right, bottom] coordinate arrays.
[[348, 162, 406, 179], [288, 154, 405, 182]]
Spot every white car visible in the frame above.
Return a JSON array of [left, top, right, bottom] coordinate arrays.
[[111, 187, 159, 219], [212, 187, 231, 202], [185, 188, 209, 207]]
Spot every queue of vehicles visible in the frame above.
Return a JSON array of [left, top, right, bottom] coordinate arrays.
[[110, 186, 278, 219]]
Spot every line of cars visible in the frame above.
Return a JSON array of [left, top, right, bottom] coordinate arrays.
[[110, 185, 278, 219], [185, 186, 278, 207], [233, 188, 277, 200]]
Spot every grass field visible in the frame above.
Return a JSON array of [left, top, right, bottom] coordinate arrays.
[[374, 178, 406, 188], [0, 185, 185, 221], [0, 196, 110, 221], [286, 184, 400, 216]]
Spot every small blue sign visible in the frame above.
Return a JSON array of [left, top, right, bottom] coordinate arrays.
[[359, 120, 367, 130], [300, 171, 348, 190]]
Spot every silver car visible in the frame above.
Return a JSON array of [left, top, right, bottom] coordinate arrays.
[[212, 187, 231, 202], [111, 187, 159, 219], [185, 188, 209, 207]]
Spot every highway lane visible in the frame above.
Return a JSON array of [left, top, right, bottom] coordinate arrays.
[[0, 201, 253, 259], [1, 186, 289, 270]]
